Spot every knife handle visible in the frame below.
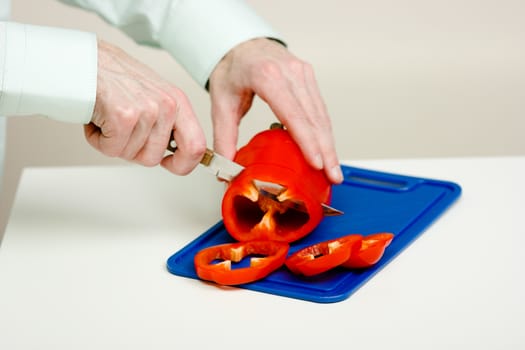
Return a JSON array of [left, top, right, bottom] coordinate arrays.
[[167, 135, 214, 166]]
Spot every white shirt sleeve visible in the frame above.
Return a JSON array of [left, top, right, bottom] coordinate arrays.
[[0, 21, 97, 123], [59, 0, 285, 87], [0, 0, 283, 124]]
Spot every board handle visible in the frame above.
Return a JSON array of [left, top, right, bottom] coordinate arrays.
[[342, 167, 422, 192]]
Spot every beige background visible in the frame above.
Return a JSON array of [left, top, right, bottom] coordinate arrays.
[[1, 0, 524, 237]]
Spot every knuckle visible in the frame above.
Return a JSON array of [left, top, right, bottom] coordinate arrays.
[[172, 88, 192, 110], [289, 59, 312, 76], [115, 98, 162, 126], [114, 106, 140, 128], [257, 60, 283, 80], [144, 98, 160, 119], [161, 93, 178, 116], [165, 88, 192, 119], [134, 98, 161, 127], [186, 139, 207, 160]]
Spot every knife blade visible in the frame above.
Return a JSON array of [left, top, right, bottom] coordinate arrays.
[[167, 140, 343, 216], [251, 179, 344, 216], [198, 148, 244, 182]]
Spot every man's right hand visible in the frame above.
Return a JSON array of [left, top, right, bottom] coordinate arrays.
[[85, 40, 206, 175]]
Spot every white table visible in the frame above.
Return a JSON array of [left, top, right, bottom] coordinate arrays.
[[1, 157, 523, 349]]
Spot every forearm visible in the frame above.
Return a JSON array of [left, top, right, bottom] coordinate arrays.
[[0, 21, 96, 123]]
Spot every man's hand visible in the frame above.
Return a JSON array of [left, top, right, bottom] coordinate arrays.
[[85, 40, 206, 175], [208, 38, 343, 184]]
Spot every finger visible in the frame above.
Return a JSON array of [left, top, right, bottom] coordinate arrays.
[[257, 73, 324, 170], [132, 120, 170, 167], [318, 135, 343, 184], [89, 113, 134, 157], [210, 92, 253, 160], [162, 126, 206, 175], [132, 95, 176, 166], [160, 95, 206, 175], [120, 110, 157, 162], [302, 67, 343, 184]]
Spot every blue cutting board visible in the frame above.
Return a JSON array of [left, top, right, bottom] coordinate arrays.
[[167, 165, 461, 303]]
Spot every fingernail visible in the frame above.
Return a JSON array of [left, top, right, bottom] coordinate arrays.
[[330, 165, 344, 183], [313, 154, 323, 169]]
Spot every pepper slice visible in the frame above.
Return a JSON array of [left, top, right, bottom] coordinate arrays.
[[194, 240, 289, 285], [221, 126, 332, 243], [341, 233, 394, 269], [285, 235, 363, 276]]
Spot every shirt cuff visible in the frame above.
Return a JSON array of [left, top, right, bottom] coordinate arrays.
[[0, 21, 97, 124], [158, 0, 285, 88]]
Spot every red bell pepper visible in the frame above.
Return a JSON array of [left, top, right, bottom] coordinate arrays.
[[285, 235, 363, 276], [221, 125, 332, 243], [341, 232, 394, 269], [193, 240, 289, 285]]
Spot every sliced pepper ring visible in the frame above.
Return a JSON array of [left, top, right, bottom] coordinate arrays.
[[341, 232, 394, 269], [194, 240, 289, 285], [285, 235, 363, 276]]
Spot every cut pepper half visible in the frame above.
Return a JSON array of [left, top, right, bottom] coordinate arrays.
[[341, 233, 394, 269], [194, 240, 289, 285], [222, 127, 332, 243], [285, 235, 363, 276]]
